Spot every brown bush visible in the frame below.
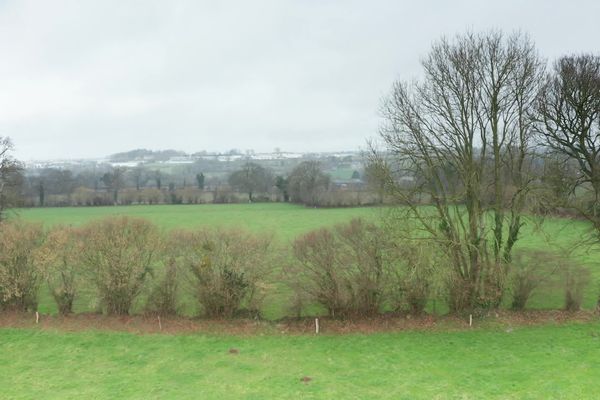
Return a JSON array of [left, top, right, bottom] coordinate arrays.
[[290, 228, 348, 317], [390, 242, 436, 315], [336, 219, 390, 315], [509, 250, 561, 311], [37, 226, 83, 315], [79, 217, 162, 315], [146, 257, 179, 316], [173, 228, 271, 318], [0, 221, 45, 311], [564, 263, 590, 312], [288, 219, 391, 317]]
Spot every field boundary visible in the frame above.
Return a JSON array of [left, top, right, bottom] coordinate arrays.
[[0, 310, 597, 336]]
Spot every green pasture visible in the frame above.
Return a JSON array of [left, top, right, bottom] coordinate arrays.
[[14, 203, 378, 242], [4, 204, 600, 399], [1, 322, 600, 399]]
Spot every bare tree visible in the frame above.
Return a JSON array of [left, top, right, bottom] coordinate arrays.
[[101, 167, 125, 204], [374, 31, 545, 311], [363, 156, 391, 205], [0, 137, 23, 220], [535, 54, 600, 234], [288, 161, 330, 207], [128, 166, 147, 191], [228, 162, 273, 202]]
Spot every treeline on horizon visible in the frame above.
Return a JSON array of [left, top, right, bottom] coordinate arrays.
[[7, 150, 376, 209], [0, 141, 592, 216]]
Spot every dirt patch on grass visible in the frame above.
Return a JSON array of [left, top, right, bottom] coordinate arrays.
[[0, 310, 596, 336]]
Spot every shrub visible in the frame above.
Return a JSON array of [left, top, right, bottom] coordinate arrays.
[[335, 219, 389, 315], [390, 242, 436, 315], [146, 257, 179, 316], [79, 217, 162, 315], [174, 228, 271, 318], [0, 221, 45, 311], [289, 228, 343, 316], [564, 263, 590, 312], [37, 226, 83, 315], [509, 250, 561, 311], [288, 219, 391, 317]]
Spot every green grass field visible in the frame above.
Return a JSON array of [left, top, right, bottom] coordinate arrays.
[[14, 203, 378, 242], [2, 322, 600, 399], [4, 203, 600, 398]]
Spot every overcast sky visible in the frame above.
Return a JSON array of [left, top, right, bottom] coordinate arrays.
[[1, 0, 599, 160]]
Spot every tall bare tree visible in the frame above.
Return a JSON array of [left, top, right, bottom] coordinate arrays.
[[374, 31, 544, 311], [536, 54, 600, 235]]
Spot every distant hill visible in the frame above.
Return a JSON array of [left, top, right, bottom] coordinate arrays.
[[109, 149, 187, 163]]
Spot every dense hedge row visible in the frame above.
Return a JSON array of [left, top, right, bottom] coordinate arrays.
[[0, 217, 590, 318]]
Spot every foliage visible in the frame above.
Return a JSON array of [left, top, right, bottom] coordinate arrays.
[[174, 228, 272, 318], [79, 216, 162, 315], [287, 161, 330, 206], [146, 257, 179, 316], [12, 203, 600, 317], [37, 226, 83, 315], [390, 240, 438, 315], [563, 262, 590, 312], [228, 162, 273, 202], [289, 219, 393, 317], [0, 220, 45, 311], [509, 250, 561, 310]]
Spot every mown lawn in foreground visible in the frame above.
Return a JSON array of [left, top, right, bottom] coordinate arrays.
[[1, 322, 600, 399]]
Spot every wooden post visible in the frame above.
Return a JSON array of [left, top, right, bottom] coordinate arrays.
[[158, 316, 162, 331], [35, 311, 39, 324], [315, 318, 319, 334], [469, 314, 472, 327]]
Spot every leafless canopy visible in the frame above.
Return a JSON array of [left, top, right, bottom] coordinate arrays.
[[535, 54, 600, 225], [376, 31, 545, 311]]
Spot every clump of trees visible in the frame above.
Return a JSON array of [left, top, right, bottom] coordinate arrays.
[[288, 161, 330, 206], [228, 162, 273, 202], [371, 30, 597, 314]]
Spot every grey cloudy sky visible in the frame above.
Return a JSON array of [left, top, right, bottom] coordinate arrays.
[[1, 0, 599, 160]]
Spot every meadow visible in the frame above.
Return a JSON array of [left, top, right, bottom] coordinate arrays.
[[2, 322, 600, 399], [14, 203, 379, 242]]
